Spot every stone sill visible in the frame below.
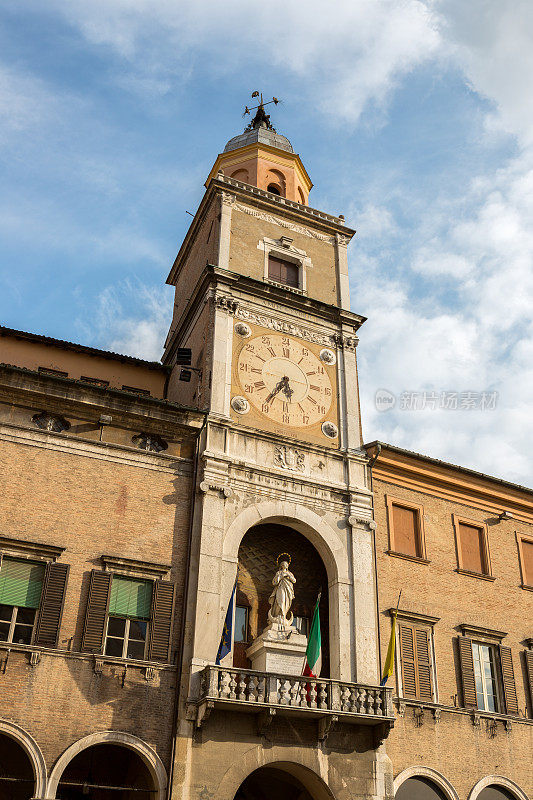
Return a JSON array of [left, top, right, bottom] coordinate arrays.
[[455, 568, 496, 581], [386, 550, 430, 566], [0, 642, 175, 671], [394, 698, 532, 726], [264, 279, 307, 296]]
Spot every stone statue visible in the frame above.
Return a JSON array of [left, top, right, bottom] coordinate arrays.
[[268, 556, 296, 628]]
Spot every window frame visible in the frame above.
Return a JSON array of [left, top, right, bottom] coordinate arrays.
[[471, 640, 501, 712], [104, 614, 149, 660], [453, 514, 493, 579], [260, 236, 311, 294], [0, 604, 38, 645], [385, 495, 428, 563], [267, 253, 301, 289], [516, 533, 533, 591]]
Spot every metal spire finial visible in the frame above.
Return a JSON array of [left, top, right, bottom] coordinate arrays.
[[243, 91, 280, 132]]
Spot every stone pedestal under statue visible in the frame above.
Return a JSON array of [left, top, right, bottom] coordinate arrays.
[[246, 622, 307, 676]]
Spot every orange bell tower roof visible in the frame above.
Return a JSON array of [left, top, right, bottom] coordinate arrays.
[[206, 95, 313, 205]]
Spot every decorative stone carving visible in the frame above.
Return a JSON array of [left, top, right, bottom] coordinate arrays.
[[231, 396, 250, 415], [198, 481, 233, 498], [273, 446, 305, 472], [321, 421, 339, 439], [221, 192, 236, 207], [471, 710, 481, 727], [414, 706, 424, 727], [268, 556, 296, 628], [336, 234, 351, 247], [234, 321, 251, 338], [235, 307, 336, 346], [332, 333, 359, 351], [319, 348, 336, 365], [214, 295, 238, 314], [234, 202, 335, 243], [432, 707, 441, 722], [132, 433, 168, 453], [28, 651, 41, 667], [32, 411, 70, 433], [144, 666, 157, 682]]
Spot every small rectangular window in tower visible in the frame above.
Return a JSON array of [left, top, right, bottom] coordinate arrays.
[[386, 497, 426, 560], [454, 516, 491, 576], [268, 255, 299, 288]]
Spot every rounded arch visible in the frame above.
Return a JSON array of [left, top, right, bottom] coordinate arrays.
[[297, 185, 306, 204], [223, 501, 348, 585], [217, 747, 348, 800], [47, 731, 168, 800], [468, 777, 529, 800], [230, 168, 249, 183], [0, 719, 47, 798], [266, 168, 286, 197], [394, 767, 459, 800]]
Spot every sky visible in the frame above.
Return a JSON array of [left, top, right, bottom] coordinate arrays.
[[1, 0, 532, 486]]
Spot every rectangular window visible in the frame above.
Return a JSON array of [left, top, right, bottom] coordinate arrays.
[[38, 366, 68, 378], [454, 516, 491, 576], [104, 576, 152, 660], [121, 385, 151, 397], [0, 558, 45, 644], [386, 497, 426, 560], [398, 622, 434, 701], [80, 376, 110, 388], [518, 535, 533, 588], [234, 606, 248, 643], [268, 255, 299, 288], [472, 642, 499, 712]]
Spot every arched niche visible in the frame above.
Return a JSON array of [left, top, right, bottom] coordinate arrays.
[[394, 768, 459, 800], [234, 523, 330, 676], [47, 732, 167, 800], [0, 721, 47, 800], [230, 168, 249, 183]]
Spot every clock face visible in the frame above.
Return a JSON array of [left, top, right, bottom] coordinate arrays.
[[237, 334, 333, 427]]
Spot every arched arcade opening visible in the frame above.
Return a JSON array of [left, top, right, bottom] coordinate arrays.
[[232, 763, 335, 800], [54, 744, 157, 800], [0, 733, 36, 800]]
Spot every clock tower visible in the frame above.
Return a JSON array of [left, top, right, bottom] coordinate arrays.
[[164, 99, 393, 800]]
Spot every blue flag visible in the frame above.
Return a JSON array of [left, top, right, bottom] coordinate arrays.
[[215, 580, 237, 665]]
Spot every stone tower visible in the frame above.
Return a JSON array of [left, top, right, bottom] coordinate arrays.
[[164, 99, 394, 800]]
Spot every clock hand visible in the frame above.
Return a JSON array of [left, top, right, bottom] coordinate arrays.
[[265, 378, 286, 404], [282, 379, 294, 400]]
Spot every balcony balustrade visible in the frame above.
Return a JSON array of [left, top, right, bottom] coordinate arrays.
[[194, 665, 394, 742]]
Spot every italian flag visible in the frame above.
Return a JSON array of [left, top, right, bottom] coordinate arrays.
[[303, 594, 322, 677]]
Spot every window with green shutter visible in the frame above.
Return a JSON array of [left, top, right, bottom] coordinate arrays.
[[0, 558, 45, 609], [109, 576, 152, 619]]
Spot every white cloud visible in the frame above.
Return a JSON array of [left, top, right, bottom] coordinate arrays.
[[79, 280, 172, 360]]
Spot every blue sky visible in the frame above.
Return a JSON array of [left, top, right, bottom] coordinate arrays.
[[1, 0, 532, 485]]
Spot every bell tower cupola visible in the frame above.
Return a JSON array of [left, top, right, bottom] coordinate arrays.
[[206, 93, 313, 205]]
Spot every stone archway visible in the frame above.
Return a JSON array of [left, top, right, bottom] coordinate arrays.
[[0, 719, 47, 800], [394, 767, 459, 800], [468, 777, 529, 800], [233, 763, 334, 800], [222, 501, 351, 680], [216, 751, 345, 800], [47, 732, 167, 800]]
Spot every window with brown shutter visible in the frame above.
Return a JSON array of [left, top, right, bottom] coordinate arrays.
[[499, 645, 518, 715], [147, 580, 175, 662], [517, 535, 533, 588], [34, 562, 69, 648], [524, 650, 533, 718], [386, 497, 426, 560], [81, 570, 111, 653], [458, 636, 478, 708], [268, 255, 299, 288], [453, 516, 492, 577], [398, 623, 434, 701]]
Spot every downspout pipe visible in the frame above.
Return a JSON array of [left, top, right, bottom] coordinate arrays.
[[167, 410, 208, 800]]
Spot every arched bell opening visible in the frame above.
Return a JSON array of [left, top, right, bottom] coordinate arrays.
[[0, 732, 36, 800], [232, 762, 335, 800], [55, 743, 157, 800], [234, 523, 330, 677]]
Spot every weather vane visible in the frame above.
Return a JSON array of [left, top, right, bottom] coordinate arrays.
[[243, 91, 280, 132], [243, 91, 279, 117]]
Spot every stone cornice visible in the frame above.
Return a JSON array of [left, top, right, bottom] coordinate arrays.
[[0, 363, 205, 435], [166, 178, 355, 286], [163, 264, 364, 365], [365, 442, 533, 524]]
